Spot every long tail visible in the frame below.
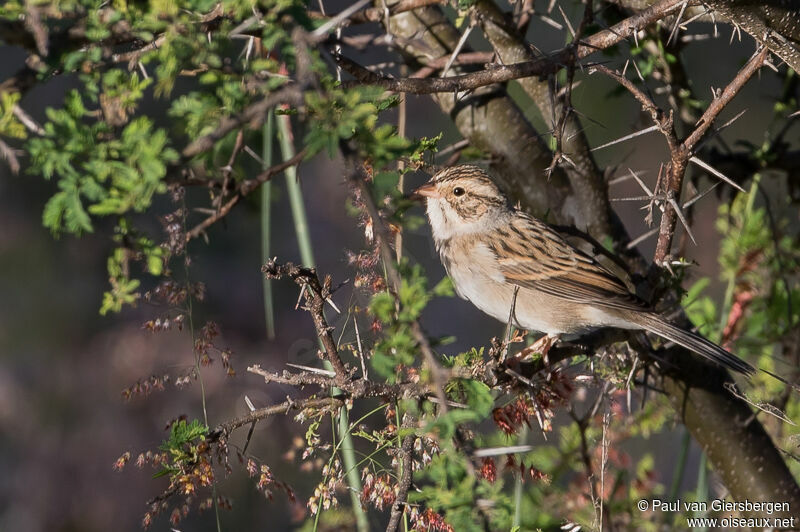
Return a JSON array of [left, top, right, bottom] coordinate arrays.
[[635, 314, 755, 376]]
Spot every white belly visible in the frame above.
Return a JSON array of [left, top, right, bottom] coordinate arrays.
[[441, 241, 624, 335], [443, 242, 571, 334]]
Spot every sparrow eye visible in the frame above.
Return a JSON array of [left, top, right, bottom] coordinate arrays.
[[453, 187, 465, 197]]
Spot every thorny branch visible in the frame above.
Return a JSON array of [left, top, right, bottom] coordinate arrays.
[[336, 0, 687, 94], [210, 396, 344, 441], [181, 27, 314, 159], [262, 261, 350, 379], [594, 46, 770, 263], [385, 433, 415, 532]]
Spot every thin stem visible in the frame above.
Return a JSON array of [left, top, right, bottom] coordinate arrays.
[[277, 115, 368, 532], [666, 428, 691, 524], [694, 453, 709, 530], [512, 425, 529, 527], [182, 197, 220, 531], [261, 111, 276, 339], [278, 115, 315, 268]]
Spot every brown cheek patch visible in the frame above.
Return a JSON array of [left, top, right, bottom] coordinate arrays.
[[453, 199, 487, 219]]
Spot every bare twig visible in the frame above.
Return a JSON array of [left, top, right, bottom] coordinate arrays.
[[210, 396, 343, 439], [183, 148, 307, 240], [262, 261, 350, 379], [0, 139, 21, 174], [12, 105, 44, 135], [594, 45, 769, 263], [337, 0, 686, 94]]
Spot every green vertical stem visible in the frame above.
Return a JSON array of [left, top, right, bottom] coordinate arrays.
[[261, 111, 276, 339], [668, 429, 691, 500], [512, 425, 529, 527], [278, 114, 315, 268], [694, 453, 709, 532], [666, 429, 691, 524], [276, 114, 368, 532]]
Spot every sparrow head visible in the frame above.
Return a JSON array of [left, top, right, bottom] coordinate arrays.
[[413, 165, 512, 241]]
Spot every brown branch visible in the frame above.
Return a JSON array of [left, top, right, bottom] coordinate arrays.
[[182, 84, 304, 159], [209, 396, 343, 439], [347, 0, 445, 24], [23, 1, 48, 56], [683, 46, 770, 152], [704, 0, 800, 72], [185, 193, 241, 241], [654, 46, 769, 262], [592, 64, 679, 152], [594, 46, 768, 263], [262, 261, 351, 379], [0, 139, 21, 174], [410, 52, 495, 79], [385, 434, 415, 532], [543, 1, 595, 179], [248, 364, 432, 400], [337, 0, 687, 94], [182, 148, 307, 240]]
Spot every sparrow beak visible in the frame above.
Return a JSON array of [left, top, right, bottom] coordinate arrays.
[[411, 183, 440, 201]]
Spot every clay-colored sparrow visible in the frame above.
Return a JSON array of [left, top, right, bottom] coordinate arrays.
[[414, 165, 754, 375]]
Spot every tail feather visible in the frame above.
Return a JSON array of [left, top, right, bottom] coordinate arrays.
[[637, 314, 755, 376]]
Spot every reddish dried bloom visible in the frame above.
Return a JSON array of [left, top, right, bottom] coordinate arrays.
[[141, 512, 152, 529], [478, 457, 497, 483], [169, 508, 181, 526], [114, 452, 131, 471], [257, 464, 274, 491], [360, 473, 397, 511], [411, 508, 453, 532], [246, 459, 258, 477], [144, 280, 188, 306], [527, 465, 550, 484], [492, 397, 533, 435], [122, 374, 171, 401], [159, 207, 187, 256], [542, 368, 575, 405], [504, 455, 551, 484], [200, 321, 219, 341], [217, 496, 233, 511]]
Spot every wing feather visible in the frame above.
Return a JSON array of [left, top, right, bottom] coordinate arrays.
[[491, 215, 649, 311]]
